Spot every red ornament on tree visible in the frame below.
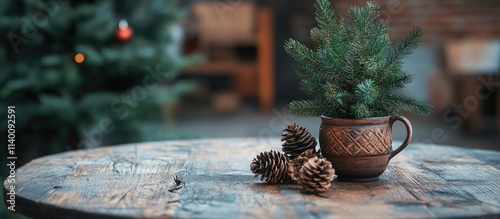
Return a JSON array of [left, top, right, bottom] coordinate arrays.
[[116, 19, 133, 42]]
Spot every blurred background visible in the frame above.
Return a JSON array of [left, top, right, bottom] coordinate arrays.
[[1, 0, 500, 217]]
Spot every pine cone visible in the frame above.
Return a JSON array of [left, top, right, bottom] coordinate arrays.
[[281, 123, 317, 159], [298, 157, 335, 193], [287, 149, 317, 182], [250, 150, 291, 183]]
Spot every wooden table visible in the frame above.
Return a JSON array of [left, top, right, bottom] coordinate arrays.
[[3, 138, 500, 218]]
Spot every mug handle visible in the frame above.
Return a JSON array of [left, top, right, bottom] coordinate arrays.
[[389, 115, 413, 160]]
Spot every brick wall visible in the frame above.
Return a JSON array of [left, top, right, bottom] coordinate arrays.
[[331, 0, 500, 44]]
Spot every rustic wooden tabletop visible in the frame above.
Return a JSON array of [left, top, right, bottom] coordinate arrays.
[[3, 138, 500, 219]]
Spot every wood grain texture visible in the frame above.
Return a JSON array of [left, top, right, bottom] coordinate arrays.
[[3, 138, 500, 219]]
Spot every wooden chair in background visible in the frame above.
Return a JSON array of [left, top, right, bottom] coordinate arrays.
[[443, 39, 500, 134], [183, 2, 275, 112]]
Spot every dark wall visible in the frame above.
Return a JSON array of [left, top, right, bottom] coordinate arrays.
[[266, 0, 316, 104]]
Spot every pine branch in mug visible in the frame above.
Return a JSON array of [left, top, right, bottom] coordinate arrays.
[[284, 0, 432, 118]]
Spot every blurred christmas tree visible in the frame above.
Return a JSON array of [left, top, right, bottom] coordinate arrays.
[[0, 0, 197, 161]]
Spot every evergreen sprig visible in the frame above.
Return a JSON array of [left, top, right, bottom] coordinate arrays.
[[285, 0, 432, 118]]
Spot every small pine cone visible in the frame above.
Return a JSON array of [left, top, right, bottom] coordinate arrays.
[[287, 149, 317, 182], [250, 150, 291, 183], [298, 157, 335, 193], [281, 123, 317, 159]]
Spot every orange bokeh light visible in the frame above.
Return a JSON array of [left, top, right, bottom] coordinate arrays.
[[75, 53, 84, 63]]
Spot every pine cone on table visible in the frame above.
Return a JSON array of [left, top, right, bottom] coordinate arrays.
[[287, 149, 317, 182], [281, 123, 317, 159], [250, 150, 291, 183], [298, 157, 334, 193]]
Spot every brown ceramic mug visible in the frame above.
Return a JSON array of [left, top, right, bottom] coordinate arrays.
[[319, 116, 412, 182]]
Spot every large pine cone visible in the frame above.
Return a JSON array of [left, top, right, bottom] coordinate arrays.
[[250, 150, 291, 183], [298, 157, 335, 193], [287, 149, 317, 182], [281, 123, 317, 159]]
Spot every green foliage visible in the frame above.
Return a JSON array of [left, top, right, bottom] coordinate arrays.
[[285, 0, 432, 118], [0, 0, 197, 156]]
